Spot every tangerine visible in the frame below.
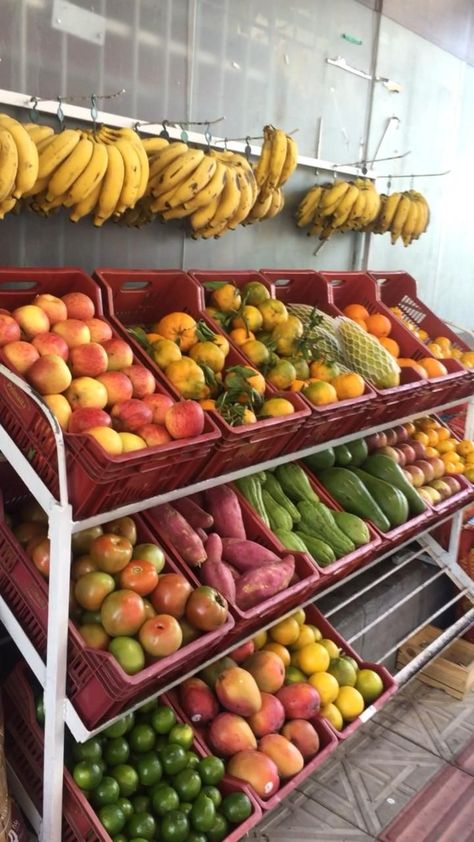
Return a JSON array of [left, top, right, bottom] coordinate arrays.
[[155, 312, 198, 351], [437, 427, 450, 442], [303, 380, 338, 406], [426, 342, 444, 359], [232, 305, 263, 332], [330, 372, 365, 400], [418, 358, 448, 378], [353, 318, 368, 331], [426, 429, 439, 447], [290, 379, 305, 392], [240, 339, 270, 368], [260, 398, 295, 417], [212, 333, 230, 356], [379, 336, 400, 357], [461, 351, 474, 368], [309, 360, 341, 381], [152, 338, 182, 369], [242, 408, 257, 424], [210, 283, 241, 313], [457, 440, 474, 457], [199, 399, 216, 410], [189, 341, 226, 373], [434, 336, 452, 351], [258, 299, 288, 331], [397, 358, 427, 378], [451, 348, 463, 360], [343, 303, 370, 320], [267, 360, 297, 390], [229, 328, 255, 346], [366, 313, 391, 338]]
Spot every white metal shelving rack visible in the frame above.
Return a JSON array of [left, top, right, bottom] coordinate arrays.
[[0, 362, 472, 842]]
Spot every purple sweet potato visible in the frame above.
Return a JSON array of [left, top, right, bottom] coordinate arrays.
[[174, 497, 214, 530], [205, 533, 223, 564], [222, 540, 281, 572], [204, 485, 246, 539], [152, 503, 207, 566], [235, 555, 295, 609], [200, 558, 236, 603]]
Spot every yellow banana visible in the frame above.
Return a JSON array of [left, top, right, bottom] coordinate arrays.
[[409, 190, 429, 237], [208, 167, 241, 228], [346, 188, 367, 228], [69, 180, 103, 222], [320, 180, 350, 210], [190, 194, 221, 231], [390, 193, 412, 243], [359, 185, 381, 227], [63, 138, 108, 207], [129, 135, 149, 202], [193, 217, 230, 240], [152, 148, 204, 195], [141, 136, 169, 156], [400, 198, 419, 246], [378, 192, 402, 233], [113, 138, 142, 213], [307, 218, 324, 238], [227, 166, 256, 228], [253, 126, 273, 188], [93, 144, 125, 226], [266, 128, 287, 192], [263, 188, 284, 219], [147, 142, 190, 186], [0, 115, 39, 198], [46, 135, 94, 200], [246, 190, 273, 222], [331, 184, 360, 228], [278, 135, 298, 186], [0, 127, 18, 202], [167, 156, 217, 208], [182, 160, 227, 212], [24, 124, 55, 145], [0, 197, 17, 219], [37, 129, 80, 179], [296, 185, 323, 227]]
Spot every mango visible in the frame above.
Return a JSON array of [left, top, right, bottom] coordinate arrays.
[[276, 682, 320, 720], [200, 657, 237, 689], [281, 719, 320, 760], [259, 733, 304, 778], [227, 750, 280, 800], [229, 640, 255, 664], [178, 677, 219, 726], [216, 667, 262, 716], [209, 712, 257, 756], [243, 651, 285, 693], [248, 692, 285, 738]]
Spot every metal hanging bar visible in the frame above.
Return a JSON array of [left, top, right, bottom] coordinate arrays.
[[378, 169, 451, 179]]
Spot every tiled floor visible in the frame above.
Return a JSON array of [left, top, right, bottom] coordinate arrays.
[[245, 679, 474, 841]]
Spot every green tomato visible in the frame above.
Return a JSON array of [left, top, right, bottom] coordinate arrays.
[[73, 761, 103, 791], [201, 786, 222, 808], [98, 804, 125, 835], [185, 750, 200, 769], [109, 636, 145, 675], [151, 784, 179, 816], [139, 698, 159, 715], [190, 794, 216, 833], [151, 705, 176, 735], [116, 797, 133, 820]]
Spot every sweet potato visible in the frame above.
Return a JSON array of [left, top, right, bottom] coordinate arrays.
[[200, 557, 236, 603], [152, 503, 207, 566], [235, 555, 295, 609], [174, 497, 214, 530], [205, 533, 223, 564], [204, 486, 246, 539], [222, 539, 281, 572]]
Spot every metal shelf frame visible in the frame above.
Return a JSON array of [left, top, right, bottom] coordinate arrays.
[[0, 360, 471, 841]]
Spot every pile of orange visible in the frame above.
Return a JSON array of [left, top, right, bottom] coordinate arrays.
[[414, 417, 474, 481], [343, 303, 450, 380], [389, 306, 474, 370]]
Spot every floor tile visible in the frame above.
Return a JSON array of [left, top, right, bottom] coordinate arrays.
[[453, 735, 474, 776]]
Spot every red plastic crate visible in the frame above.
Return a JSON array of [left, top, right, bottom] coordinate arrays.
[[94, 268, 310, 477], [0, 268, 220, 518], [371, 270, 474, 384], [144, 488, 320, 640], [3, 661, 262, 842], [322, 271, 470, 412], [0, 495, 234, 729]]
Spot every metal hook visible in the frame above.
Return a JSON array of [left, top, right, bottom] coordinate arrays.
[[387, 175, 392, 194], [204, 123, 212, 149], [56, 96, 64, 130], [179, 123, 189, 143], [90, 94, 98, 132], [160, 119, 170, 140], [29, 96, 39, 124], [244, 136, 251, 160], [224, 137, 228, 151], [313, 238, 329, 257]]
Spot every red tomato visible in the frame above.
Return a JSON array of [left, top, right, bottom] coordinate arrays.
[[78, 623, 110, 651], [143, 599, 157, 621], [31, 538, 50, 578], [118, 560, 159, 596], [185, 587, 228, 632], [25, 535, 46, 559], [138, 615, 183, 657], [150, 573, 193, 618], [104, 516, 137, 546], [71, 555, 98, 581], [13, 521, 47, 547], [74, 571, 116, 611], [90, 533, 133, 574], [100, 589, 146, 636]]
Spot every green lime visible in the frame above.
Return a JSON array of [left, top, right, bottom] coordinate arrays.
[[151, 706, 176, 734], [173, 768, 202, 801], [73, 761, 103, 791], [129, 723, 156, 753], [186, 751, 200, 769], [222, 792, 252, 823], [139, 698, 159, 715], [104, 711, 135, 739], [151, 784, 179, 816], [197, 756, 225, 786], [154, 734, 168, 750], [110, 764, 139, 797], [187, 833, 207, 842], [132, 795, 151, 814], [73, 738, 102, 763], [168, 723, 194, 750], [160, 809, 190, 842], [126, 811, 156, 840], [116, 797, 133, 819], [96, 760, 107, 776], [136, 752, 162, 787], [179, 802, 193, 816], [109, 637, 145, 675], [190, 793, 216, 832], [207, 814, 229, 842], [160, 744, 188, 776], [98, 804, 125, 835], [92, 776, 120, 807], [104, 737, 130, 767], [201, 786, 222, 808], [128, 839, 149, 842], [35, 697, 45, 725], [285, 666, 306, 684], [112, 835, 127, 842]]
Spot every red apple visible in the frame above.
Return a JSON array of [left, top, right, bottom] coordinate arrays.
[[97, 371, 133, 406], [70, 342, 108, 377], [13, 304, 50, 338], [66, 377, 108, 410], [102, 338, 134, 371], [385, 429, 398, 447], [425, 456, 445, 480], [429, 479, 452, 500], [411, 440, 427, 460], [379, 446, 401, 463], [2, 340, 40, 373], [393, 448, 406, 467], [136, 423, 172, 447], [111, 399, 153, 432], [0, 314, 20, 346], [52, 319, 91, 348], [34, 294, 67, 325], [85, 318, 113, 343], [121, 365, 155, 398], [143, 393, 174, 424], [393, 425, 408, 443], [404, 465, 426, 488], [415, 460, 435, 483], [32, 332, 69, 360], [68, 407, 112, 434], [27, 354, 72, 395], [62, 292, 95, 321], [442, 476, 461, 494], [165, 401, 205, 440], [397, 443, 417, 465]]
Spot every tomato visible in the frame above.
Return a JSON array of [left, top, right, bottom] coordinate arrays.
[[35, 696, 45, 725], [75, 572, 115, 611], [143, 599, 156, 621], [150, 574, 192, 618], [126, 812, 156, 840], [104, 516, 137, 546], [25, 535, 46, 559], [185, 587, 228, 632], [81, 610, 102, 624], [151, 706, 176, 735], [179, 617, 200, 645], [90, 534, 133, 574], [101, 590, 146, 636], [71, 526, 103, 555], [98, 804, 125, 835], [73, 760, 103, 790], [78, 623, 110, 651], [201, 786, 221, 808], [133, 542, 165, 574], [110, 764, 139, 797], [108, 637, 145, 675], [31, 538, 50, 578], [138, 615, 182, 658], [71, 555, 98, 580], [92, 776, 120, 807], [118, 560, 158, 596], [128, 723, 156, 753], [13, 521, 47, 547]]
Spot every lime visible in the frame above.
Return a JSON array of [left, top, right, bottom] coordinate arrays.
[[155, 735, 168, 750], [222, 792, 252, 823], [98, 804, 125, 835], [327, 657, 357, 687], [151, 705, 176, 734], [132, 795, 151, 814], [187, 833, 207, 842], [186, 750, 200, 769], [111, 835, 127, 842], [104, 711, 134, 739], [335, 686, 364, 721], [160, 744, 188, 776], [151, 784, 179, 816], [73, 761, 103, 791], [110, 764, 139, 797], [35, 696, 45, 725], [355, 668, 384, 703], [173, 768, 202, 801], [116, 797, 133, 819], [201, 786, 221, 808], [92, 776, 120, 807], [207, 814, 229, 842], [197, 756, 225, 786], [126, 812, 156, 840], [168, 723, 194, 750], [190, 793, 215, 832], [342, 655, 359, 673], [136, 752, 162, 787], [128, 723, 156, 753], [160, 809, 190, 842], [104, 737, 130, 767], [109, 637, 145, 675], [73, 738, 102, 763], [179, 802, 193, 816], [139, 698, 159, 715], [284, 666, 306, 685]]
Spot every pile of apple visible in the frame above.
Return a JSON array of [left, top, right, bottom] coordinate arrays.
[[10, 500, 229, 675], [0, 290, 206, 454], [366, 421, 463, 506]]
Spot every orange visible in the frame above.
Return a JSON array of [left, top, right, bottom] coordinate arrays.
[[343, 303, 370, 320], [330, 372, 365, 400], [258, 299, 288, 331], [434, 336, 452, 351], [366, 313, 391, 338], [270, 617, 301, 646], [451, 347, 463, 360], [155, 312, 198, 351], [418, 358, 448, 378], [145, 332, 164, 343], [397, 358, 427, 378], [461, 351, 474, 368], [379, 337, 400, 357], [212, 333, 230, 356], [246, 369, 266, 394], [210, 283, 241, 313], [426, 342, 444, 359], [457, 440, 474, 457], [263, 642, 291, 667], [414, 431, 429, 446], [165, 358, 208, 400], [199, 399, 216, 410], [438, 440, 456, 454], [417, 328, 429, 342], [260, 398, 295, 417], [309, 360, 341, 381], [353, 318, 368, 331], [152, 338, 182, 369], [242, 408, 257, 424], [229, 328, 255, 346], [303, 380, 338, 406], [437, 427, 450, 442], [290, 379, 305, 392], [240, 338, 270, 368], [415, 417, 439, 431], [267, 359, 297, 390], [426, 429, 439, 447], [424, 446, 439, 458], [232, 305, 263, 332]]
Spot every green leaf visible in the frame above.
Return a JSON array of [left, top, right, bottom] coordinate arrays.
[[127, 326, 152, 352], [227, 365, 258, 380], [202, 281, 229, 290], [196, 319, 218, 342]]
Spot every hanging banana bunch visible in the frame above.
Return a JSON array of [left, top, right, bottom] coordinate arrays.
[[295, 178, 381, 241], [0, 113, 40, 219], [249, 124, 297, 222], [372, 189, 430, 245]]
